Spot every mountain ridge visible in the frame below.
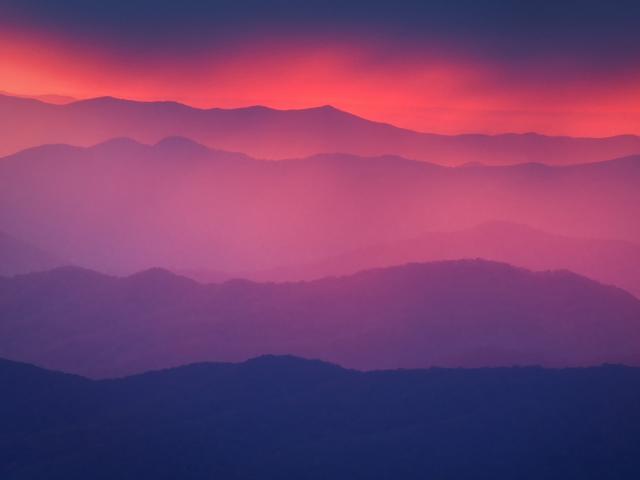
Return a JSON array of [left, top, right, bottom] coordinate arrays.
[[0, 230, 67, 277], [2, 354, 640, 479], [3, 93, 640, 164], [249, 220, 640, 296], [1, 139, 639, 275], [5, 135, 640, 169], [2, 259, 639, 377], [29, 94, 640, 140]]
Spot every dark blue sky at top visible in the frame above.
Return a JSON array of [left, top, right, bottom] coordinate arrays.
[[1, 0, 639, 65]]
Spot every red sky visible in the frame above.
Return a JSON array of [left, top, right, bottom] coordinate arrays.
[[2, 11, 640, 137]]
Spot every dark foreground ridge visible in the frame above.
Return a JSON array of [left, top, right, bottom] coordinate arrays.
[[2, 355, 640, 479]]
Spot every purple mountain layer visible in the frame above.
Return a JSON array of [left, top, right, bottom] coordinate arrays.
[[2, 94, 640, 164], [1, 260, 638, 377], [1, 139, 638, 276]]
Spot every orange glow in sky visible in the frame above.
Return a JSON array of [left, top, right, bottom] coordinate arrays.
[[2, 27, 640, 137]]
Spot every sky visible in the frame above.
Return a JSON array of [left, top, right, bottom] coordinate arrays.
[[1, 0, 640, 136]]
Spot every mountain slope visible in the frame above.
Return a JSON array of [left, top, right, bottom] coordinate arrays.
[[0, 230, 66, 276], [1, 139, 638, 274], [1, 260, 639, 377], [2, 93, 640, 164], [252, 221, 640, 297], [2, 356, 640, 479], [0, 90, 76, 105]]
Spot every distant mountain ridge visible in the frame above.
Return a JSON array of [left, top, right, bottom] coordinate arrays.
[[250, 221, 640, 297], [0, 230, 66, 276], [2, 93, 640, 164], [0, 90, 76, 105], [1, 138, 638, 274], [1, 260, 639, 377], [2, 355, 640, 479]]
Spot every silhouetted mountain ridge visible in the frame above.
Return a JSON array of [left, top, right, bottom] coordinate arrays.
[[2, 356, 640, 479], [0, 230, 67, 276], [252, 221, 640, 296], [1, 259, 639, 377], [6, 135, 640, 170], [3, 93, 640, 164]]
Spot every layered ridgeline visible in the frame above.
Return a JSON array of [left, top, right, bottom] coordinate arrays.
[[1, 260, 639, 377], [0, 230, 66, 276], [2, 93, 640, 164], [2, 355, 640, 479], [0, 138, 639, 276], [3, 220, 639, 298], [253, 221, 640, 297]]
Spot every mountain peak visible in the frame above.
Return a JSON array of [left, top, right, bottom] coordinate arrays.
[[315, 104, 339, 111], [94, 137, 146, 149], [24, 265, 112, 284], [70, 96, 191, 112], [240, 355, 348, 377], [70, 96, 128, 106], [154, 136, 210, 154], [243, 354, 336, 368], [127, 267, 185, 280], [125, 268, 197, 288], [305, 104, 353, 117]]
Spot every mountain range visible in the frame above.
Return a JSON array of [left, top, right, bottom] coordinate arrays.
[[3, 216, 639, 298], [1, 86, 638, 480], [2, 355, 640, 479], [2, 93, 640, 164], [0, 90, 76, 105], [251, 221, 640, 297], [1, 260, 638, 377], [1, 138, 639, 275], [0, 230, 66, 276]]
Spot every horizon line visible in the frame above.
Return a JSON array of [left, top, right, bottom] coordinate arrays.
[[2, 90, 640, 140]]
